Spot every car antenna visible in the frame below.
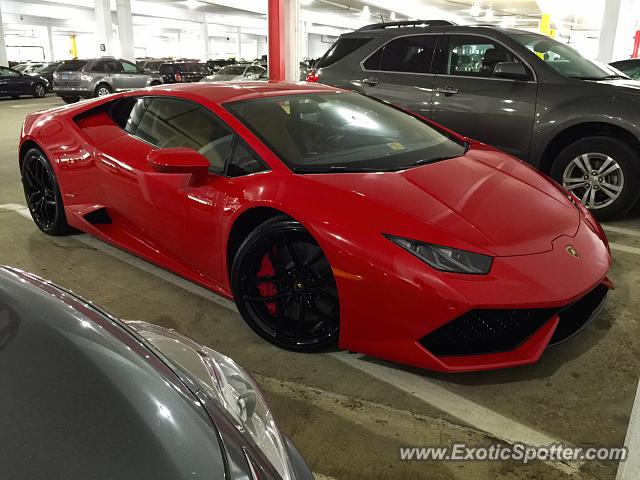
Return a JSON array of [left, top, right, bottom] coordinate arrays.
[[379, 13, 385, 23]]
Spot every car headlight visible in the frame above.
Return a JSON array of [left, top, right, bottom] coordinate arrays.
[[385, 234, 493, 274], [126, 321, 294, 480]]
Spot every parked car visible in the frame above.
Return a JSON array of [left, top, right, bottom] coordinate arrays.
[[53, 57, 163, 104], [609, 58, 640, 80], [31, 61, 63, 91], [13, 62, 45, 74], [0, 66, 48, 98], [159, 62, 212, 83], [201, 64, 266, 82], [206, 58, 236, 72], [0, 266, 314, 480], [19, 82, 611, 372], [137, 57, 174, 74], [315, 20, 640, 219]]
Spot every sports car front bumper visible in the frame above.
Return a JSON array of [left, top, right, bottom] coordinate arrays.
[[332, 217, 611, 372]]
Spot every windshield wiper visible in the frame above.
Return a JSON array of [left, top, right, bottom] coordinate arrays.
[[569, 74, 628, 80]]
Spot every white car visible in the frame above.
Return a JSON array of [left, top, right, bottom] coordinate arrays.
[[201, 64, 266, 82]]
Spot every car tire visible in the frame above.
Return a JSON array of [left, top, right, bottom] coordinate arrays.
[[551, 136, 640, 220], [11, 95, 19, 99], [60, 96, 80, 104], [21, 147, 74, 235], [32, 83, 46, 98], [94, 83, 112, 98], [231, 215, 340, 352], [150, 81, 162, 86]]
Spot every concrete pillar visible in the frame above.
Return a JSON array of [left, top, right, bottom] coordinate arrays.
[[597, 0, 640, 63], [116, 0, 135, 62], [0, 1, 8, 67], [284, 0, 301, 81], [236, 28, 242, 60], [46, 24, 55, 61], [268, 0, 301, 81], [95, 0, 114, 56], [201, 22, 210, 61]]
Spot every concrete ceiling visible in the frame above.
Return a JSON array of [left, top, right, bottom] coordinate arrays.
[[0, 0, 605, 36]]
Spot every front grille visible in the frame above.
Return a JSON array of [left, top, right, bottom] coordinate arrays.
[[419, 308, 557, 356], [419, 284, 609, 357]]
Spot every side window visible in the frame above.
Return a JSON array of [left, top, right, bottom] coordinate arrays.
[[0, 67, 19, 77], [374, 35, 437, 74], [92, 61, 107, 72], [121, 61, 139, 73], [128, 97, 233, 173], [226, 139, 268, 177], [316, 37, 371, 69], [444, 35, 525, 78]]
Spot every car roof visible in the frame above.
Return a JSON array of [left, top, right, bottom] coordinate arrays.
[[345, 22, 533, 38], [0, 267, 226, 479], [147, 81, 344, 105]]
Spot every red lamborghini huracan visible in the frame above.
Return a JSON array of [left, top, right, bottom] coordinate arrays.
[[19, 82, 612, 372]]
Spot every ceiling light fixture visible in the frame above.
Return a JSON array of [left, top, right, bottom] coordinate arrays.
[[484, 8, 494, 22], [184, 0, 202, 9], [469, 2, 481, 17], [390, 11, 396, 21], [361, 5, 371, 19], [301, 0, 314, 6]]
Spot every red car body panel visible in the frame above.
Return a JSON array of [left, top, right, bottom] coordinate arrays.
[[19, 82, 612, 372]]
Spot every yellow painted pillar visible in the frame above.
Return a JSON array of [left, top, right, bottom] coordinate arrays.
[[540, 13, 551, 35], [70, 35, 78, 59]]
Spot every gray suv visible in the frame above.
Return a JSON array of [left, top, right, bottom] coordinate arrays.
[[316, 20, 640, 219], [53, 57, 162, 104]]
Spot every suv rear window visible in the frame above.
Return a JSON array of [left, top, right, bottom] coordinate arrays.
[[57, 60, 87, 72], [316, 37, 371, 69]]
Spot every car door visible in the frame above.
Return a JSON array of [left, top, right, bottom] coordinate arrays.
[[120, 60, 148, 88], [431, 34, 537, 160], [0, 67, 21, 95], [95, 96, 236, 282], [106, 60, 129, 91], [351, 34, 439, 119]]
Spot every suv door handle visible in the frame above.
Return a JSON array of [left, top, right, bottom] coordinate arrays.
[[362, 77, 380, 86], [436, 86, 459, 96]]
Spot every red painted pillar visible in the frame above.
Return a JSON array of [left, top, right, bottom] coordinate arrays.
[[633, 30, 640, 58], [268, 0, 286, 81]]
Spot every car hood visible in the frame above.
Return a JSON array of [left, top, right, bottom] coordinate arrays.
[[0, 267, 226, 479], [303, 146, 579, 256], [593, 77, 640, 91]]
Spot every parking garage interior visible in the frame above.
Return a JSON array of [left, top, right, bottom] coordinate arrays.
[[1, 1, 640, 480]]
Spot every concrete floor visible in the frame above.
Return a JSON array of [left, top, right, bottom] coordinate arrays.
[[1, 96, 639, 480]]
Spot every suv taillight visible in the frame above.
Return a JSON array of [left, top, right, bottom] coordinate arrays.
[[175, 72, 182, 82], [306, 70, 319, 83]]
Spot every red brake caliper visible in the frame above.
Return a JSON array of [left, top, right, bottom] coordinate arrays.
[[257, 249, 278, 316]]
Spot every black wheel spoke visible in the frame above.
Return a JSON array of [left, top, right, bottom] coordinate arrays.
[[23, 153, 58, 230], [236, 226, 340, 348]]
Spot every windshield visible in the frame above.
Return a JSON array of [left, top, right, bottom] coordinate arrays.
[[226, 92, 467, 173], [513, 33, 625, 80], [37, 62, 60, 74], [218, 66, 246, 76]]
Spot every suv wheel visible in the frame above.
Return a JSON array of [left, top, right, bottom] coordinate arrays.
[[61, 96, 79, 104], [94, 84, 112, 98], [551, 136, 640, 220]]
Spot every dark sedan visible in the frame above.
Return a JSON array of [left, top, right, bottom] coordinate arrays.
[[0, 66, 48, 98], [159, 62, 211, 83], [31, 61, 63, 91], [609, 58, 640, 80], [0, 266, 313, 480]]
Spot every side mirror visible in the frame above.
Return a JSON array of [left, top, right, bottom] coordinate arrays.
[[147, 147, 210, 184], [494, 62, 530, 81]]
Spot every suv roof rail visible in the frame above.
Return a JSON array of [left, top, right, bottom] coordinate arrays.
[[356, 20, 456, 31]]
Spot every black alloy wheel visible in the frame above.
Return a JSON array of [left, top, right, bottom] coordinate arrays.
[[232, 216, 340, 351], [21, 148, 72, 235]]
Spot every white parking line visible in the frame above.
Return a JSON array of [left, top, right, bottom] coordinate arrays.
[[329, 352, 581, 475], [616, 380, 640, 480], [609, 243, 640, 256], [602, 225, 640, 238]]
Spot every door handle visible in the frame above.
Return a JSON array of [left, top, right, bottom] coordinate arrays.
[[362, 77, 380, 86], [436, 86, 459, 96]]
